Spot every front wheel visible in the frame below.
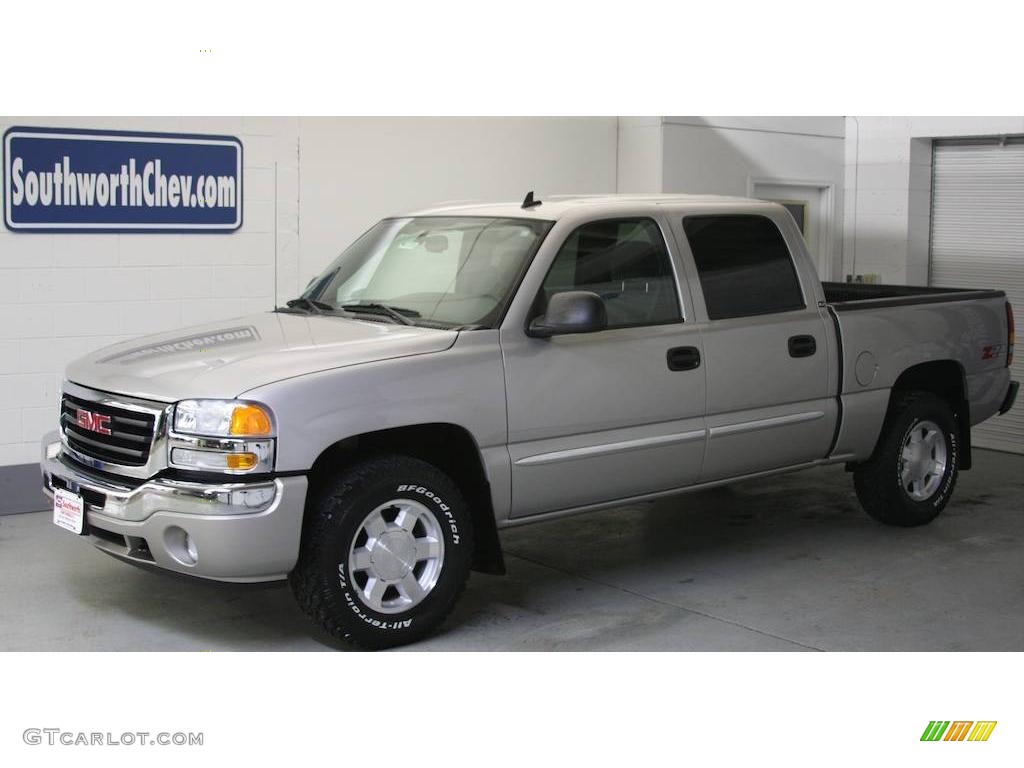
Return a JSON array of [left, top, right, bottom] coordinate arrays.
[[290, 455, 473, 649], [853, 391, 960, 527]]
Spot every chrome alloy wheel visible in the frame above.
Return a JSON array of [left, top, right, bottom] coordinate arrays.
[[900, 419, 948, 501], [348, 499, 445, 614]]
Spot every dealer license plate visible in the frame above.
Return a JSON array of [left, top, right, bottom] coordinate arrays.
[[53, 488, 86, 535]]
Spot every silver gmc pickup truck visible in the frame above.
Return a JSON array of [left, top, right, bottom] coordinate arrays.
[[41, 194, 1018, 648]]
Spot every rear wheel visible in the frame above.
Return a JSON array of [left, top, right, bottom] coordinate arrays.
[[853, 391, 960, 526], [290, 454, 473, 649]]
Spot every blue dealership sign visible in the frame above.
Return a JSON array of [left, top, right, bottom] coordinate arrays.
[[3, 127, 242, 233]]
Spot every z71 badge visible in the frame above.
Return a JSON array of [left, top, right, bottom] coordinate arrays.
[[981, 344, 1003, 360]]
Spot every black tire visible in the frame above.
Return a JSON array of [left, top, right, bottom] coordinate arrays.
[[853, 391, 960, 527], [289, 454, 473, 649]]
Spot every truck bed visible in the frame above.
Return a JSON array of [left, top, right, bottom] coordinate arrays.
[[822, 278, 1012, 464], [822, 281, 1006, 311]]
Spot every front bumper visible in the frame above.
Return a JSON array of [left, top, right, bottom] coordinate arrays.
[[40, 431, 308, 583]]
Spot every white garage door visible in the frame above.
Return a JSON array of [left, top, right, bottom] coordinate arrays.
[[930, 138, 1023, 453]]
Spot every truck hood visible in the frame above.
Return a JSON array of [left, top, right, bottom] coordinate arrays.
[[66, 312, 458, 402]]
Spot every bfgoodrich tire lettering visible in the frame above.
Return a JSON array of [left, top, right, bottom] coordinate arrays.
[[290, 454, 473, 649], [853, 391, 960, 527]]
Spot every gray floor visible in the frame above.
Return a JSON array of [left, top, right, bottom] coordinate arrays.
[[2, 449, 1022, 651]]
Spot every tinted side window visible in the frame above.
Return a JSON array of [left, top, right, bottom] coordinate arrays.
[[540, 218, 681, 328], [683, 215, 805, 320]]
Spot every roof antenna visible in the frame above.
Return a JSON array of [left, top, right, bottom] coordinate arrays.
[[521, 190, 542, 209]]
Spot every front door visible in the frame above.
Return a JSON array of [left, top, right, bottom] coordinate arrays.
[[502, 216, 707, 518]]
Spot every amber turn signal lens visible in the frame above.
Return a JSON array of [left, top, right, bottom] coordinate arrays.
[[225, 453, 258, 470], [229, 405, 272, 436]]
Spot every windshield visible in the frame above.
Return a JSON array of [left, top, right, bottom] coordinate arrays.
[[301, 216, 552, 328]]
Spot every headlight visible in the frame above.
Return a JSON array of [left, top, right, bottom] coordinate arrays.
[[173, 400, 273, 437], [170, 400, 275, 474]]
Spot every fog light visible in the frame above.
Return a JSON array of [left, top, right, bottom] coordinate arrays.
[[164, 525, 198, 566]]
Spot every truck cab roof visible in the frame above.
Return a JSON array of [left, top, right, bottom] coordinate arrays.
[[407, 193, 782, 221]]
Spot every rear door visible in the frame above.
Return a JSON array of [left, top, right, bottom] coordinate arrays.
[[501, 215, 707, 518], [673, 212, 837, 481]]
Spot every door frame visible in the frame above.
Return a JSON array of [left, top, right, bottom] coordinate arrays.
[[748, 177, 838, 281]]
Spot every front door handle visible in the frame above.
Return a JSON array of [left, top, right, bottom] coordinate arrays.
[[667, 346, 701, 371], [788, 335, 817, 358]]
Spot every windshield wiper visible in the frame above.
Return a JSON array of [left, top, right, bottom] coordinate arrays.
[[283, 297, 335, 314], [339, 302, 419, 326]]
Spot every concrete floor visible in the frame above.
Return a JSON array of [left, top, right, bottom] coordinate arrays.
[[2, 448, 1022, 651]]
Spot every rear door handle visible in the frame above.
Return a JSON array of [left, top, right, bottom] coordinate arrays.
[[667, 346, 701, 371], [788, 335, 817, 358]]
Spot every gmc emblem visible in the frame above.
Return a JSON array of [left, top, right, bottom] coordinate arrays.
[[75, 409, 112, 436]]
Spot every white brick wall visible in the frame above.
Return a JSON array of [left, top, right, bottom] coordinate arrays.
[[0, 116, 617, 467], [296, 117, 618, 288], [0, 116, 298, 465], [844, 117, 1024, 284]]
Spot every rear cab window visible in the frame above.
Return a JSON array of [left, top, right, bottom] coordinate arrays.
[[538, 217, 682, 329], [682, 214, 805, 320]]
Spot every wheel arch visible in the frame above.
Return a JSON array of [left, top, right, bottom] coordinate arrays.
[[306, 423, 506, 575], [887, 359, 972, 470]]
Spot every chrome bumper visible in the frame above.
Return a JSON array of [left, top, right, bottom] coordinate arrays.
[[40, 431, 308, 583]]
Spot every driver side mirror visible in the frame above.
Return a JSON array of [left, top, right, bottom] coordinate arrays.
[[527, 291, 608, 338]]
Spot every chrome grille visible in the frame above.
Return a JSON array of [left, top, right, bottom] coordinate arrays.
[[61, 392, 157, 467]]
